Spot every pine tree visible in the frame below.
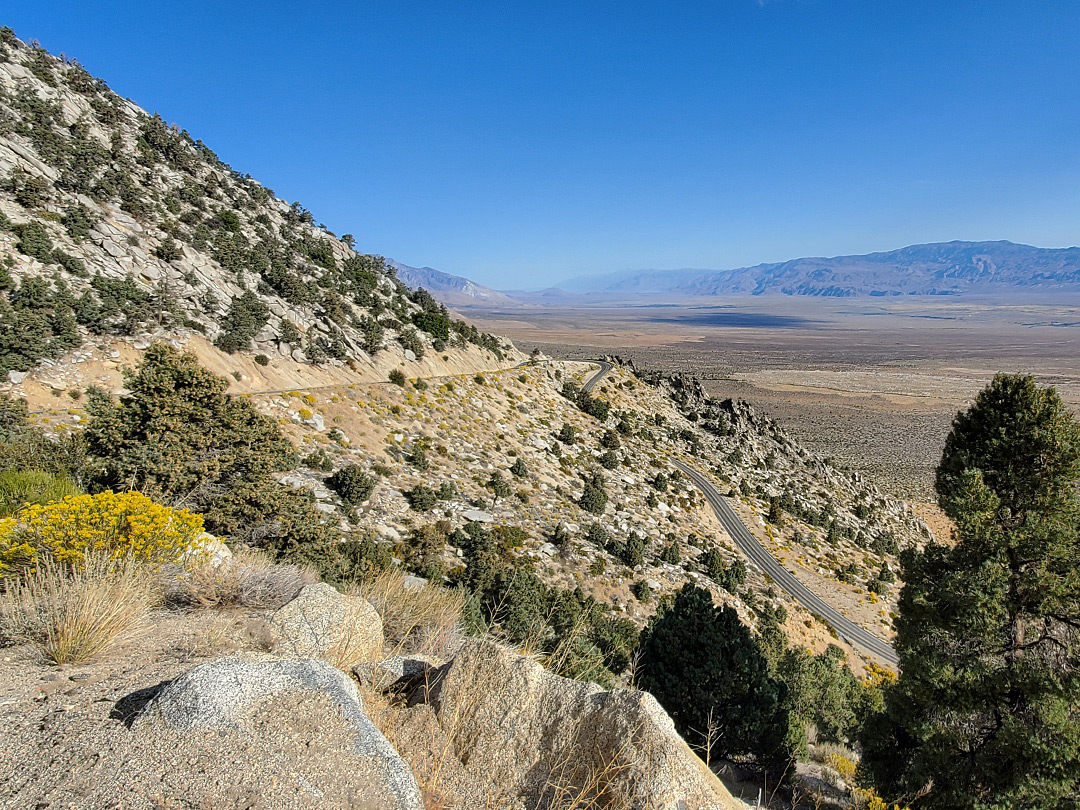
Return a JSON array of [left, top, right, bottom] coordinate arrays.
[[638, 584, 791, 771], [862, 374, 1080, 808]]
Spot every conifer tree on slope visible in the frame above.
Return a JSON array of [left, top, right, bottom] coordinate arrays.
[[861, 374, 1080, 808]]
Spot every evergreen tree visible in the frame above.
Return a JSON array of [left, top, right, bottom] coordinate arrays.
[[82, 344, 332, 555], [862, 374, 1080, 808], [638, 583, 791, 771]]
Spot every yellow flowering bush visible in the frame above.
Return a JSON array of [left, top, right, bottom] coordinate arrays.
[[0, 491, 205, 577]]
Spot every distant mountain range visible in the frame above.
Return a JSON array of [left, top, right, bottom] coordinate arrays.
[[555, 241, 1080, 299], [393, 242, 1080, 308], [388, 260, 517, 307]]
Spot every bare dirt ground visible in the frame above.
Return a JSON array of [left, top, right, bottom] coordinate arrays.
[[460, 294, 1080, 503]]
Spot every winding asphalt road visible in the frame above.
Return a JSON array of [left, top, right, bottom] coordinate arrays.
[[580, 360, 613, 394], [579, 359, 898, 665], [671, 459, 898, 665]]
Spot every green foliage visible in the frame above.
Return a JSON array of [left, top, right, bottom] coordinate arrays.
[[599, 430, 621, 450], [509, 457, 528, 478], [0, 395, 84, 482], [0, 469, 81, 517], [315, 536, 393, 585], [303, 448, 334, 472], [81, 345, 322, 554], [487, 471, 511, 501], [580, 394, 610, 421], [639, 584, 791, 769], [388, 368, 406, 386], [408, 443, 429, 471], [578, 471, 608, 515], [862, 374, 1080, 808], [631, 579, 652, 602], [556, 424, 577, 444], [404, 484, 437, 512], [13, 220, 54, 263], [214, 290, 269, 354], [659, 541, 681, 565], [358, 316, 383, 354], [137, 114, 196, 172], [451, 521, 635, 684], [397, 327, 425, 360], [327, 465, 375, 505], [413, 309, 450, 341], [278, 319, 301, 345], [598, 450, 619, 469], [0, 275, 80, 377], [153, 237, 183, 262]]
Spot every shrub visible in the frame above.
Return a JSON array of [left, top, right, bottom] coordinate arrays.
[[0, 549, 155, 665], [0, 469, 80, 517], [398, 327, 425, 360], [254, 353, 269, 366], [214, 290, 270, 354], [164, 547, 316, 609], [509, 457, 528, 478], [0, 491, 205, 577], [659, 542, 681, 565], [488, 471, 511, 501], [556, 424, 577, 445], [388, 368, 406, 386], [327, 465, 375, 505], [631, 580, 652, 602], [405, 484, 438, 512], [82, 345, 311, 552], [578, 472, 607, 515]]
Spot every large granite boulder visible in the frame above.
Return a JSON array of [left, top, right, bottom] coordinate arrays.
[[137, 654, 422, 810], [272, 582, 383, 669], [421, 638, 743, 810]]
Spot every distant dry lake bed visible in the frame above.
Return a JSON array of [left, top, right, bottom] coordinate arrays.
[[463, 295, 1080, 502]]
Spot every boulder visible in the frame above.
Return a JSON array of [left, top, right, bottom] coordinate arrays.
[[272, 583, 383, 669], [138, 655, 422, 810], [422, 639, 742, 810], [353, 654, 441, 692]]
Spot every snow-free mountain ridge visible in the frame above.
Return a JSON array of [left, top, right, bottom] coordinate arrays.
[[553, 240, 1080, 299]]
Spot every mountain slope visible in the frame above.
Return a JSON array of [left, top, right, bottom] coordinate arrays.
[[387, 260, 517, 307], [0, 29, 518, 388], [561, 241, 1080, 298]]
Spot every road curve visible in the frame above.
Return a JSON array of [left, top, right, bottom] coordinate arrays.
[[671, 458, 899, 665], [581, 360, 613, 394]]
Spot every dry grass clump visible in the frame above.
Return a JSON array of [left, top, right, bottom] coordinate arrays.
[[350, 568, 465, 659], [0, 549, 156, 664], [162, 547, 316, 609]]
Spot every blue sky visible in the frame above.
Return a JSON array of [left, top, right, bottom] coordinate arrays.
[[8, 1, 1080, 289]]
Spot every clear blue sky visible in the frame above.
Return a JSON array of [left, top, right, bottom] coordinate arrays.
[[8, 1, 1080, 289]]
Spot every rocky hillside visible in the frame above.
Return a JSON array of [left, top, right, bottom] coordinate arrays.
[[201, 355, 930, 669], [0, 29, 519, 389], [0, 28, 937, 669]]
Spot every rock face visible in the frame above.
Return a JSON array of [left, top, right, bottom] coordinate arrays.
[[138, 655, 423, 810], [272, 582, 384, 669], [422, 639, 742, 810]]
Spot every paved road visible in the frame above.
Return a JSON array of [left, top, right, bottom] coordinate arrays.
[[670, 458, 899, 665], [580, 360, 613, 394]]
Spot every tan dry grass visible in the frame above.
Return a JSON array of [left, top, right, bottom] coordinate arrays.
[[349, 568, 465, 659], [163, 547, 317, 609], [0, 550, 156, 665]]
